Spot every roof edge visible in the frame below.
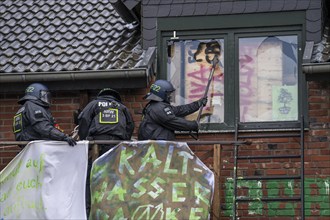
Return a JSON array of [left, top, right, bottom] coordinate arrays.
[[0, 68, 148, 83], [302, 63, 330, 81], [302, 63, 330, 74]]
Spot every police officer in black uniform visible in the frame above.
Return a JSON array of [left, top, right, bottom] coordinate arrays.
[[138, 79, 207, 140], [78, 88, 134, 150], [13, 83, 76, 146], [77, 88, 134, 218]]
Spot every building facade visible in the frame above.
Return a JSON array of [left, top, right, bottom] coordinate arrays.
[[0, 0, 329, 219]]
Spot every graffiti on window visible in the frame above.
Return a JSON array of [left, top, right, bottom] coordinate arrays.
[[168, 39, 225, 123]]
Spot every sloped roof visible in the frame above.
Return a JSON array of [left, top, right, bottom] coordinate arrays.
[[302, 0, 330, 80], [0, 0, 155, 90], [310, 23, 330, 63]]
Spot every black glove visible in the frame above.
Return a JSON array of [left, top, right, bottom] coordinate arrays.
[[64, 136, 77, 146], [198, 97, 208, 107], [194, 120, 200, 131]]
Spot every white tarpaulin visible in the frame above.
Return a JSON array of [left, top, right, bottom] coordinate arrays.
[[0, 140, 88, 220]]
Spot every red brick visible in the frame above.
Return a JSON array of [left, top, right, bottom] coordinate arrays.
[[265, 169, 286, 175]]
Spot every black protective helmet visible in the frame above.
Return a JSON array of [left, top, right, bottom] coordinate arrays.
[[19, 83, 51, 105], [98, 88, 121, 102], [144, 80, 175, 103]]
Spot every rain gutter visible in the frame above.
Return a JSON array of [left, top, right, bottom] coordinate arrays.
[[302, 62, 330, 74], [302, 62, 330, 81], [0, 68, 148, 83]]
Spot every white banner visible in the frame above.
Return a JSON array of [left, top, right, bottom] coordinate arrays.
[[0, 140, 88, 220]]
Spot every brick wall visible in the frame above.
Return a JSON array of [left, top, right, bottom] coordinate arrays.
[[0, 82, 329, 219], [0, 88, 149, 170]]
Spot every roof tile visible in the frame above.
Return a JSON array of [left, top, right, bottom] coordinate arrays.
[[220, 1, 233, 14], [269, 0, 285, 11], [257, 0, 271, 12], [169, 4, 183, 17], [157, 5, 171, 17], [283, 0, 298, 11], [244, 0, 258, 13], [182, 3, 195, 16], [232, 1, 246, 14], [206, 3, 220, 15], [296, 0, 311, 10], [194, 3, 208, 16], [0, 0, 147, 73]]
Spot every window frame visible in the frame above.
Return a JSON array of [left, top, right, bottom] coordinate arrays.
[[157, 12, 308, 131]]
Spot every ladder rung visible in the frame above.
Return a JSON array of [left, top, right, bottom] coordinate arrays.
[[237, 175, 301, 180], [238, 133, 300, 139], [237, 155, 301, 160], [236, 196, 301, 202]]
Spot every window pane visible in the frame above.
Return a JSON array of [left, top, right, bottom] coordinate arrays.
[[168, 39, 225, 123], [239, 36, 298, 122]]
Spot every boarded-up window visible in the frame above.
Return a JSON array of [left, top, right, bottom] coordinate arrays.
[[168, 39, 225, 124], [239, 36, 298, 122]]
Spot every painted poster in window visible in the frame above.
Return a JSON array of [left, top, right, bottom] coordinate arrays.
[[168, 40, 224, 124], [272, 85, 298, 121], [239, 36, 298, 122]]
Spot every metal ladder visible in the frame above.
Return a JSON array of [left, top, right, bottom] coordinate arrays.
[[232, 116, 305, 219]]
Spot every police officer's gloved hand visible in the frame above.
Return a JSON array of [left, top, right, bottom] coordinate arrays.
[[64, 136, 77, 146], [198, 97, 208, 107], [193, 120, 200, 131]]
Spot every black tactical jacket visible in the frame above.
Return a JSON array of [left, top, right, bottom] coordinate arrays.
[[78, 95, 134, 140], [138, 100, 200, 140], [13, 99, 67, 141]]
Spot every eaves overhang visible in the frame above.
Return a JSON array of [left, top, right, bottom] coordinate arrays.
[[0, 68, 151, 92], [302, 63, 330, 81], [0, 47, 157, 92]]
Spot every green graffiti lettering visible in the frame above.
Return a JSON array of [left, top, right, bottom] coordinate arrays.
[[139, 144, 162, 172], [164, 145, 178, 174], [305, 178, 330, 216], [194, 181, 210, 206], [24, 154, 45, 174], [237, 180, 263, 215], [0, 160, 23, 187], [132, 204, 151, 220], [107, 180, 126, 201], [177, 151, 193, 175], [119, 147, 136, 175], [92, 181, 108, 204], [113, 207, 126, 220], [132, 178, 148, 198], [15, 175, 42, 191], [0, 187, 12, 203], [189, 207, 203, 220], [132, 204, 164, 220], [151, 203, 164, 219], [172, 182, 186, 202], [95, 208, 110, 220], [3, 195, 45, 217], [225, 178, 330, 217], [165, 207, 180, 220], [148, 177, 166, 199], [39, 153, 45, 173]]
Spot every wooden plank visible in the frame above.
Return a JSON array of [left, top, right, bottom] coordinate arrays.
[[212, 144, 221, 219]]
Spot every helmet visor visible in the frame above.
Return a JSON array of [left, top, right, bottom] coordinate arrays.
[[40, 90, 51, 104]]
